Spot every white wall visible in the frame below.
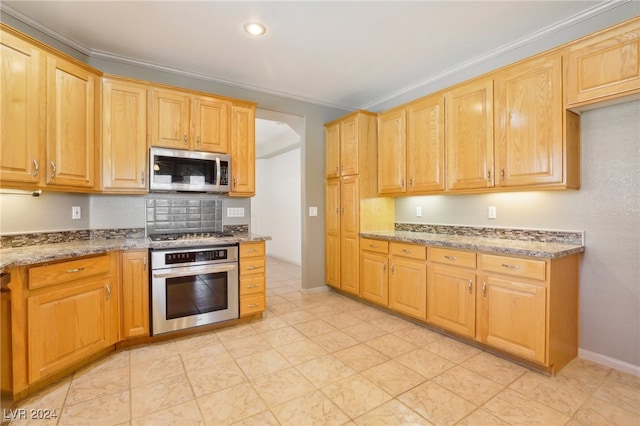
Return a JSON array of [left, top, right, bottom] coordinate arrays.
[[252, 148, 302, 265], [395, 100, 640, 369]]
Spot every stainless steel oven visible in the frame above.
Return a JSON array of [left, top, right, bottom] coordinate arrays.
[[150, 245, 239, 335]]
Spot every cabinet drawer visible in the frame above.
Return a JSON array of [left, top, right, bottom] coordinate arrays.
[[361, 238, 389, 254], [29, 254, 112, 290], [390, 242, 426, 260], [240, 294, 265, 316], [479, 254, 546, 281], [240, 258, 265, 276], [240, 242, 265, 258], [240, 275, 265, 296], [428, 247, 476, 269]]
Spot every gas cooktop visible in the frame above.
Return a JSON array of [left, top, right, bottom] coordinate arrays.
[[148, 231, 235, 242]]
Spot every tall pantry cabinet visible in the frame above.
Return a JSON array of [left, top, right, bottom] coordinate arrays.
[[325, 111, 394, 295]]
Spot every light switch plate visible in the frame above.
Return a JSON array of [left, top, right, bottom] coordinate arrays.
[[309, 207, 318, 216], [488, 206, 497, 219], [72, 206, 81, 220], [227, 207, 245, 217]]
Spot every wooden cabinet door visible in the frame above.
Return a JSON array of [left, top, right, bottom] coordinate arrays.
[[377, 109, 406, 194], [389, 256, 426, 320], [120, 250, 149, 339], [1, 30, 44, 185], [230, 104, 256, 196], [102, 77, 148, 192], [46, 55, 97, 188], [406, 95, 445, 193], [325, 122, 340, 178], [340, 176, 359, 295], [150, 88, 191, 149], [193, 95, 230, 153], [567, 17, 640, 107], [340, 114, 359, 176], [477, 275, 546, 364], [445, 78, 494, 190], [325, 178, 340, 288], [360, 251, 388, 306], [495, 54, 563, 187], [27, 277, 118, 382], [427, 264, 475, 337]]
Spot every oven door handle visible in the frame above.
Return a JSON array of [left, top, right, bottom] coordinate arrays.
[[152, 264, 236, 279]]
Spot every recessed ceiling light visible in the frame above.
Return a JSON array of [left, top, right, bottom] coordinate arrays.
[[244, 22, 266, 36]]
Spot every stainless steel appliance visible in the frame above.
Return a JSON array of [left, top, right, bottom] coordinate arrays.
[[150, 245, 239, 335], [149, 147, 231, 193]]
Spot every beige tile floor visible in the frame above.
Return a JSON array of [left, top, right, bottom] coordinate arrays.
[[8, 257, 640, 426]]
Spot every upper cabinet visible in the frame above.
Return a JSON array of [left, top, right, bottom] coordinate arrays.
[[0, 28, 44, 185], [325, 111, 375, 179], [102, 76, 148, 193], [229, 104, 256, 196], [150, 87, 231, 153], [1, 24, 100, 192], [445, 78, 495, 191], [46, 55, 99, 189], [495, 53, 579, 189], [377, 108, 406, 194], [566, 17, 640, 109]]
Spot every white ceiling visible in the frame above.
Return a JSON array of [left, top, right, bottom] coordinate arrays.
[[2, 0, 618, 112]]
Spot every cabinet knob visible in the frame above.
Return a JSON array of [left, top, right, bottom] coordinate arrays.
[[105, 283, 112, 301], [196, 135, 200, 146], [487, 169, 492, 182], [468, 279, 473, 294], [391, 263, 395, 274], [33, 159, 39, 177], [66, 267, 85, 274], [501, 168, 505, 181], [382, 262, 386, 272], [501, 263, 520, 270], [140, 171, 145, 185], [183, 133, 188, 145], [247, 303, 259, 308], [444, 255, 457, 261], [50, 161, 56, 178], [482, 281, 487, 297]]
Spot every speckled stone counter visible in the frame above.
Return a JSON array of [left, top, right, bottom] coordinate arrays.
[[360, 230, 584, 258], [0, 233, 271, 270]]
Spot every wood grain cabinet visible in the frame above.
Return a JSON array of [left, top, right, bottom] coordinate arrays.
[[427, 248, 477, 338], [239, 241, 266, 317], [566, 16, 640, 108], [377, 94, 445, 195], [120, 250, 149, 339], [102, 76, 148, 192], [324, 111, 394, 295], [150, 87, 231, 153], [0, 24, 100, 192], [494, 53, 580, 189], [445, 78, 495, 191], [388, 242, 427, 320], [229, 104, 256, 196], [45, 53, 99, 190], [359, 238, 389, 306], [0, 27, 44, 186], [26, 253, 118, 383], [477, 253, 579, 372]]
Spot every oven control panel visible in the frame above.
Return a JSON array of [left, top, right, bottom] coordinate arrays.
[[165, 249, 228, 264]]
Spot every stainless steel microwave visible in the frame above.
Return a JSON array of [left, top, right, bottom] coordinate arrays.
[[149, 147, 231, 193]]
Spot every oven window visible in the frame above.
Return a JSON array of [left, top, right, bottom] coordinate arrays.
[[165, 272, 228, 320]]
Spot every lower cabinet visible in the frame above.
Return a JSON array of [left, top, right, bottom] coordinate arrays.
[[359, 239, 389, 306], [388, 242, 427, 320], [353, 238, 579, 373], [26, 253, 119, 383], [239, 241, 266, 316], [120, 250, 149, 340], [426, 248, 477, 338]]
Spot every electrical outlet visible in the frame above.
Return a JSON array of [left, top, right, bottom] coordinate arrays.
[[309, 207, 318, 216], [488, 206, 497, 219], [72, 206, 81, 220]]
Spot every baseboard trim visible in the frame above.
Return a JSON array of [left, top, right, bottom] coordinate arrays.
[[579, 348, 640, 377]]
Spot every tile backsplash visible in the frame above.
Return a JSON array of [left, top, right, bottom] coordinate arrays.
[[146, 198, 223, 235]]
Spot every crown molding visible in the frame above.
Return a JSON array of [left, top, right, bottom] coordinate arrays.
[[361, 0, 634, 111]]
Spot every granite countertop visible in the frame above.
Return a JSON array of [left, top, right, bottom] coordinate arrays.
[[360, 230, 585, 258], [0, 233, 271, 270]]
